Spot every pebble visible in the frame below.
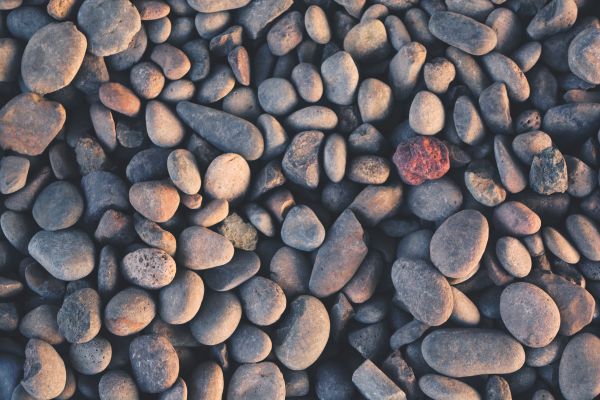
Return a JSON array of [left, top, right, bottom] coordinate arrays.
[[104, 288, 156, 336], [344, 19, 390, 62], [390, 41, 427, 100], [479, 83, 512, 135], [282, 130, 324, 189], [229, 323, 271, 364], [496, 236, 532, 277], [409, 90, 445, 135], [309, 209, 367, 297], [158, 270, 203, 325], [526, 0, 578, 40], [285, 105, 338, 131], [188, 363, 223, 400], [323, 133, 346, 183], [454, 95, 485, 145], [121, 248, 176, 289], [429, 11, 497, 55], [493, 201, 541, 236], [21, 339, 66, 400], [32, 181, 83, 231], [218, 213, 258, 251], [391, 257, 453, 326], [352, 359, 405, 400], [407, 177, 462, 221], [227, 362, 285, 400], [176, 101, 264, 160], [568, 27, 600, 84], [269, 246, 310, 298], [511, 130, 553, 164], [146, 100, 186, 147], [419, 374, 480, 400], [178, 226, 234, 270], [464, 160, 507, 207], [500, 282, 560, 347], [481, 51, 530, 102], [77, 0, 141, 56], [281, 205, 325, 252], [558, 333, 600, 400], [129, 180, 180, 223], [422, 329, 525, 377], [393, 136, 450, 185], [239, 276, 286, 326], [267, 11, 303, 56], [133, 214, 176, 256], [274, 295, 329, 370], [69, 336, 112, 375], [19, 305, 63, 345], [566, 214, 600, 261], [98, 370, 139, 400], [321, 51, 359, 105], [542, 226, 581, 264], [129, 334, 179, 393], [29, 229, 95, 281], [57, 288, 101, 343], [305, 5, 330, 44], [0, 93, 66, 156], [21, 22, 86, 94], [430, 210, 489, 279], [347, 155, 390, 184], [494, 135, 528, 193], [166, 149, 201, 194], [565, 156, 596, 197], [450, 287, 481, 327], [190, 290, 241, 345], [529, 147, 568, 195], [204, 153, 250, 203], [0, 156, 29, 194]]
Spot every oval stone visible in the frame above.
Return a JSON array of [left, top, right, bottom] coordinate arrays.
[[122, 248, 176, 289], [391, 257, 453, 326], [178, 226, 234, 270], [429, 11, 497, 56], [190, 291, 241, 345], [500, 282, 560, 348], [430, 210, 489, 278], [21, 22, 87, 94], [274, 295, 330, 370], [559, 333, 600, 400], [568, 27, 600, 85], [422, 328, 525, 378], [227, 362, 285, 400], [129, 181, 180, 223]]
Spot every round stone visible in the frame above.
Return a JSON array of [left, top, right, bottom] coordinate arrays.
[[496, 236, 532, 278], [239, 277, 286, 326], [391, 257, 453, 326], [229, 323, 272, 364], [32, 181, 84, 231], [21, 22, 87, 94], [204, 153, 250, 203], [69, 336, 112, 375], [98, 370, 139, 400], [493, 201, 541, 236], [129, 334, 179, 393], [257, 78, 299, 116], [500, 282, 560, 348], [569, 27, 600, 84], [430, 210, 489, 278], [393, 136, 450, 185], [77, 0, 142, 56], [167, 149, 201, 195], [407, 177, 463, 221], [122, 248, 176, 289], [280, 205, 325, 252], [146, 100, 186, 148], [274, 295, 330, 370]]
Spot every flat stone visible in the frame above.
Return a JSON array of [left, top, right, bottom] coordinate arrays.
[[21, 22, 86, 94], [0, 93, 65, 156], [159, 269, 204, 325], [229, 323, 271, 364], [343, 19, 390, 62], [496, 236, 532, 277], [481, 51, 530, 102], [406, 177, 462, 221], [146, 100, 186, 147], [0, 156, 29, 195], [422, 328, 525, 377]]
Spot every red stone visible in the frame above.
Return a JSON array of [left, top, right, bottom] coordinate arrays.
[[392, 136, 450, 185]]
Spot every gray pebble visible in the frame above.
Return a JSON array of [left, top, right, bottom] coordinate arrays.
[[453, 95, 485, 145], [558, 333, 600, 400], [566, 214, 600, 261], [190, 290, 241, 345], [267, 11, 303, 56], [104, 287, 156, 336], [305, 5, 330, 44], [167, 149, 201, 195], [285, 105, 338, 131], [358, 78, 393, 123], [424, 57, 456, 94], [409, 90, 445, 135], [178, 226, 234, 270], [543, 226, 580, 264], [464, 160, 507, 207], [129, 334, 179, 393], [203, 250, 260, 291], [19, 305, 63, 345], [392, 257, 453, 326], [239, 276, 286, 326], [129, 180, 180, 223], [282, 130, 323, 189], [419, 374, 480, 400], [69, 336, 111, 375], [122, 248, 176, 289], [494, 135, 528, 193], [176, 101, 264, 160], [389, 42, 426, 100], [7, 6, 51, 40], [227, 362, 285, 400], [429, 11, 497, 55], [321, 51, 359, 106], [258, 78, 298, 116], [77, 0, 141, 56], [529, 147, 568, 195], [0, 156, 28, 195], [511, 130, 552, 164], [57, 288, 101, 344], [32, 181, 83, 231], [81, 171, 129, 222], [21, 339, 66, 400], [352, 359, 405, 400], [99, 370, 139, 400], [146, 100, 186, 148], [407, 177, 463, 221], [565, 156, 596, 197], [196, 64, 234, 104], [527, 0, 578, 40], [481, 51, 530, 102], [281, 205, 325, 251], [343, 19, 390, 62], [229, 323, 272, 364], [316, 361, 355, 400], [274, 295, 329, 370], [188, 363, 223, 400]]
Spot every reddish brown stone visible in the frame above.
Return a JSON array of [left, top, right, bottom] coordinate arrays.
[[392, 136, 450, 185]]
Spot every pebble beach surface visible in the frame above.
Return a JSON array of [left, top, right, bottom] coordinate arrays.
[[0, 0, 600, 399]]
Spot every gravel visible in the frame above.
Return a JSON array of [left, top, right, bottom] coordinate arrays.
[[0, 1, 600, 398]]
